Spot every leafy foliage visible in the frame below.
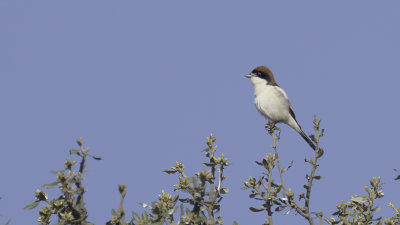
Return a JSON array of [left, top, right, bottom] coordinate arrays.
[[20, 117, 400, 225], [24, 137, 100, 225], [243, 115, 324, 225], [106, 134, 232, 225], [325, 177, 400, 225]]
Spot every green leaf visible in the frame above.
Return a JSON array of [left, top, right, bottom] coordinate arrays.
[[163, 170, 177, 174], [287, 160, 294, 169], [50, 170, 65, 174], [179, 198, 192, 203], [372, 206, 381, 212], [314, 175, 322, 180], [310, 134, 316, 142], [275, 206, 286, 211], [203, 162, 216, 167], [233, 221, 239, 225], [249, 207, 265, 212], [316, 148, 324, 158], [395, 175, 400, 180], [69, 149, 80, 155], [249, 193, 257, 198], [140, 202, 152, 209], [83, 222, 94, 225], [167, 206, 178, 215], [4, 219, 11, 225], [132, 211, 140, 221], [142, 211, 148, 219], [111, 208, 117, 216], [150, 222, 163, 225], [351, 195, 368, 203], [299, 193, 305, 200], [202, 147, 210, 152], [24, 200, 40, 209], [220, 188, 229, 194], [91, 155, 102, 160], [262, 158, 268, 169], [42, 181, 59, 189]]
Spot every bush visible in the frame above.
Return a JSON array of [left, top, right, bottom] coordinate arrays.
[[23, 116, 400, 225]]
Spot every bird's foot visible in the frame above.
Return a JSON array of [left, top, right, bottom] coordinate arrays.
[[265, 121, 280, 135]]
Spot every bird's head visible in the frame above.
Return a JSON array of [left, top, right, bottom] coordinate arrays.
[[245, 66, 277, 86]]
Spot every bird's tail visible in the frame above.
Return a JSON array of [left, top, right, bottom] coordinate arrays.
[[299, 130, 316, 151], [287, 117, 316, 151]]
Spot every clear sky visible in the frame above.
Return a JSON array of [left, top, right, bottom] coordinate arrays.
[[1, 1, 400, 224]]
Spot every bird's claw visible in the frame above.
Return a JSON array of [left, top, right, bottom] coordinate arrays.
[[265, 121, 280, 135]]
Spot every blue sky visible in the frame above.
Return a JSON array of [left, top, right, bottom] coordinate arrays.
[[1, 1, 400, 224]]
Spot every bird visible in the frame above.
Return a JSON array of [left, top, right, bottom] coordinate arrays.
[[245, 66, 316, 150]]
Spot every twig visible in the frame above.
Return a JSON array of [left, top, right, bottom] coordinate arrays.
[[266, 164, 274, 225], [207, 137, 218, 225], [269, 126, 308, 218], [267, 118, 324, 225]]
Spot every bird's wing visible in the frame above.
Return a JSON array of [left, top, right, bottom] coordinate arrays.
[[277, 85, 298, 124], [289, 106, 298, 123]]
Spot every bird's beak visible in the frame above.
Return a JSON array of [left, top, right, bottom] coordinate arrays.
[[245, 73, 253, 78]]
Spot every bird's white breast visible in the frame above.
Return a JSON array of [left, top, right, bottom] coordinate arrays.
[[253, 84, 291, 123]]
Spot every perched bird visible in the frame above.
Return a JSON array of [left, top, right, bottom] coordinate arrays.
[[245, 66, 316, 150]]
